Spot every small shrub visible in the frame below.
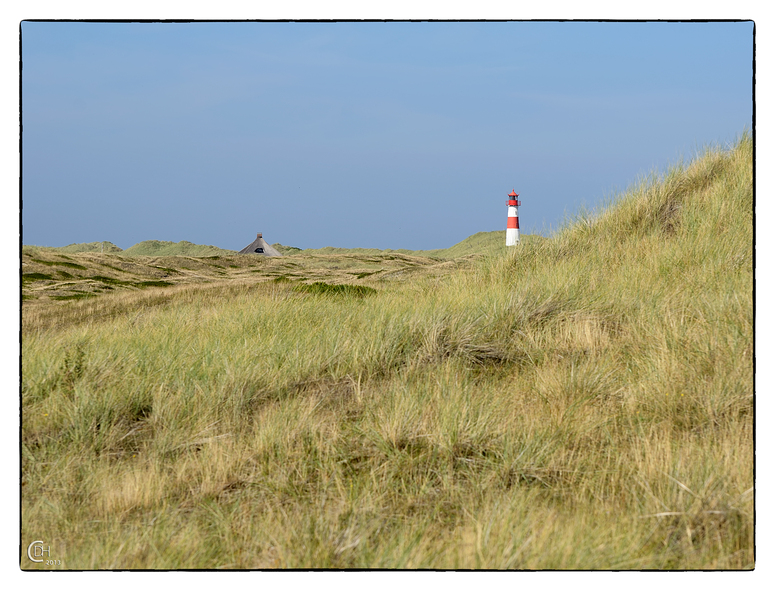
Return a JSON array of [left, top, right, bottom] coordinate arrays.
[[134, 280, 173, 288], [30, 258, 87, 270], [293, 282, 377, 297], [50, 293, 97, 301], [22, 272, 53, 282]]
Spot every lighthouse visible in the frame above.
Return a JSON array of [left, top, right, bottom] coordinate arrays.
[[506, 189, 521, 246]]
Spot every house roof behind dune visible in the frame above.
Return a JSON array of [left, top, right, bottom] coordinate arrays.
[[238, 233, 282, 256]]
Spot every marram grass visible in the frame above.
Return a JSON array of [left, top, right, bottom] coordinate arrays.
[[21, 134, 752, 569]]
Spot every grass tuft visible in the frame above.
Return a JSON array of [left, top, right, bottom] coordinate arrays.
[[22, 272, 54, 282], [30, 258, 87, 270], [133, 280, 173, 288], [293, 282, 377, 297]]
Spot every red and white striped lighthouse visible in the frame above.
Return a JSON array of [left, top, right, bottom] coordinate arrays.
[[506, 189, 521, 246]]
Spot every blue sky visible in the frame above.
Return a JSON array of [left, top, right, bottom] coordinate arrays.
[[21, 21, 753, 251]]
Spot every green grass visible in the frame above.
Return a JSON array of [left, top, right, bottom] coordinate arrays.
[[414, 230, 516, 258], [21, 133, 752, 570], [24, 226, 510, 261], [273, 243, 303, 255], [22, 272, 54, 282], [133, 280, 174, 288], [151, 266, 181, 275], [29, 258, 87, 270], [293, 281, 378, 297], [123, 240, 236, 257], [89, 275, 133, 286], [49, 293, 98, 301], [96, 263, 132, 274], [54, 241, 124, 254], [351, 270, 382, 279], [27, 240, 236, 258], [278, 230, 527, 259]]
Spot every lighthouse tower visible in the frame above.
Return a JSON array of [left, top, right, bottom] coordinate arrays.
[[506, 189, 521, 246]]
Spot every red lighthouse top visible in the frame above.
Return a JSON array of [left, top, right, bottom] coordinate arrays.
[[508, 190, 518, 197], [507, 189, 521, 207]]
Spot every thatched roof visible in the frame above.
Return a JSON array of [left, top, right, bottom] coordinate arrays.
[[238, 233, 282, 256]]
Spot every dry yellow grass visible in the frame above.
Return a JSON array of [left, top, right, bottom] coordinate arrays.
[[21, 134, 752, 569]]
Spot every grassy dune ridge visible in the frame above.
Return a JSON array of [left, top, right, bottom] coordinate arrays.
[[29, 229, 511, 259], [291, 230, 513, 258], [27, 240, 237, 256], [21, 134, 753, 569], [21, 247, 474, 331]]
